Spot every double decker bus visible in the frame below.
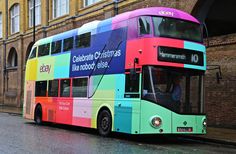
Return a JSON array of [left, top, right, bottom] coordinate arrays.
[[24, 7, 207, 136]]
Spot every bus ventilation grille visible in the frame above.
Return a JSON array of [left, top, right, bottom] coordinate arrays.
[[48, 109, 55, 121], [26, 91, 32, 114]]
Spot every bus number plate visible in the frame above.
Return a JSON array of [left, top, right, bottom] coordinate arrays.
[[177, 127, 193, 132]]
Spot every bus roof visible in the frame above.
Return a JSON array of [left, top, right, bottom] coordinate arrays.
[[113, 7, 199, 24], [34, 7, 199, 46]]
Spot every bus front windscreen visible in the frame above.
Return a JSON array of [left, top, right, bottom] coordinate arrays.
[[142, 66, 204, 114], [153, 16, 202, 43]]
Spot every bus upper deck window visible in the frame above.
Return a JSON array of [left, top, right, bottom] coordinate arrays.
[[51, 40, 62, 54], [138, 16, 152, 35], [38, 43, 50, 57], [75, 32, 91, 48], [63, 37, 74, 52], [29, 47, 37, 59]]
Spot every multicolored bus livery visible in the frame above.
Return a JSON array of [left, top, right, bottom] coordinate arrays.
[[23, 7, 207, 136]]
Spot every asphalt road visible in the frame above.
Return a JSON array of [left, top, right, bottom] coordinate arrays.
[[0, 112, 235, 154]]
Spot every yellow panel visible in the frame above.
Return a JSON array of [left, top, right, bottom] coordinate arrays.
[[25, 59, 38, 81]]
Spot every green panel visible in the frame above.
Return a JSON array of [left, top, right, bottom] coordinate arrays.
[[54, 53, 70, 78], [131, 100, 140, 134], [37, 56, 55, 81], [196, 115, 206, 134], [92, 75, 116, 99], [172, 113, 206, 134], [91, 75, 116, 129], [140, 100, 172, 134]]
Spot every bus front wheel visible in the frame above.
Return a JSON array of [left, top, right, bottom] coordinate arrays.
[[97, 110, 112, 137], [34, 105, 42, 125]]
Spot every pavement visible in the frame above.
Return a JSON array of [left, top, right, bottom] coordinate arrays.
[[0, 105, 236, 146]]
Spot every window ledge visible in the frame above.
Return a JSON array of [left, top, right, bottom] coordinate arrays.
[[49, 14, 70, 23], [6, 66, 18, 70], [5, 91, 17, 98], [80, 0, 107, 11]]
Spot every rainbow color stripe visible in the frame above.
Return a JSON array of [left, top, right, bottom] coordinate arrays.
[[24, 7, 206, 134]]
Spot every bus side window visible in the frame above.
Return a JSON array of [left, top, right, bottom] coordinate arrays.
[[125, 74, 140, 93], [75, 32, 91, 48], [29, 47, 37, 59], [72, 78, 88, 97], [60, 79, 71, 97], [51, 40, 62, 54], [138, 16, 152, 35], [63, 37, 74, 51], [38, 43, 50, 57], [35, 81, 47, 97], [48, 80, 59, 97]]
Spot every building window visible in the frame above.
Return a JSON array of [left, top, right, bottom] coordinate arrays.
[[0, 13, 2, 38], [53, 0, 69, 18], [7, 48, 18, 67], [29, 0, 41, 27], [84, 0, 101, 7], [10, 4, 20, 34]]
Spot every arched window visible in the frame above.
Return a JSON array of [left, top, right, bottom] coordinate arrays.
[[8, 48, 18, 68], [10, 4, 20, 34], [25, 42, 34, 64]]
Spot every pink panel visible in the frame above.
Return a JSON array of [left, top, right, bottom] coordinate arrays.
[[125, 38, 184, 70], [73, 99, 92, 118], [72, 117, 91, 127]]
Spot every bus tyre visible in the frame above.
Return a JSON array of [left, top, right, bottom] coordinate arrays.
[[35, 105, 42, 125], [97, 110, 112, 137]]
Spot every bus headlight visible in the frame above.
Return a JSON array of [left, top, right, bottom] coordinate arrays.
[[150, 116, 162, 128], [202, 119, 207, 127]]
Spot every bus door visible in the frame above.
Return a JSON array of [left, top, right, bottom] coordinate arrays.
[[114, 72, 141, 134]]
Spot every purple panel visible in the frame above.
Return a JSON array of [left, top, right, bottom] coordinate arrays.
[[112, 7, 199, 25]]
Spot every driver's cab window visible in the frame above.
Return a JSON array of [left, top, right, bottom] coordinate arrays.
[[138, 16, 152, 35], [125, 73, 140, 98]]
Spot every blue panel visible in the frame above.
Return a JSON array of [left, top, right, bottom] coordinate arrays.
[[184, 41, 205, 52], [184, 41, 206, 70], [52, 29, 78, 42], [97, 18, 112, 34], [69, 28, 127, 77], [114, 101, 132, 133]]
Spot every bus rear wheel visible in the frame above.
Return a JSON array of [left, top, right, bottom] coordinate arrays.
[[97, 110, 112, 137], [34, 105, 42, 125]]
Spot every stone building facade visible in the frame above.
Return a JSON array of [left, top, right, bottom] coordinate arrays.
[[0, 0, 235, 128]]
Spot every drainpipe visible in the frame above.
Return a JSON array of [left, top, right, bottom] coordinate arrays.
[[33, 0, 35, 43], [114, 0, 119, 16]]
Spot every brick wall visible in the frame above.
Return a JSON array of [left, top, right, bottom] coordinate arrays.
[[205, 35, 236, 128]]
